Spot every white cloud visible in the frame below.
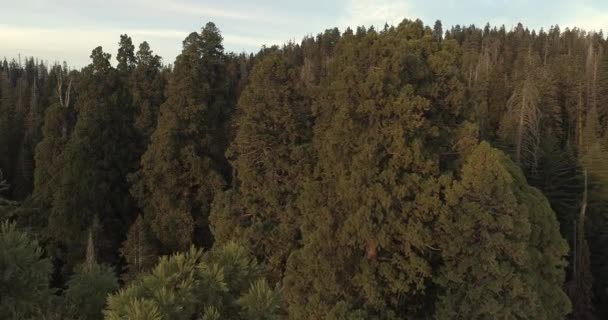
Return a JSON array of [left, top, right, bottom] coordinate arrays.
[[0, 24, 284, 67], [141, 0, 291, 25], [339, 0, 415, 29], [560, 6, 608, 32]]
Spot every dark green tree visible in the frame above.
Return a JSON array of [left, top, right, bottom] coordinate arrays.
[[130, 41, 165, 146], [130, 22, 230, 252], [31, 65, 73, 212], [63, 231, 118, 320], [117, 34, 136, 74], [0, 71, 14, 195], [0, 221, 54, 319], [47, 47, 138, 267], [119, 214, 159, 282]]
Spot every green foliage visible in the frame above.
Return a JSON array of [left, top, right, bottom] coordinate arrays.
[[0, 220, 54, 319], [579, 106, 608, 317], [284, 20, 465, 318], [210, 47, 312, 283], [104, 243, 283, 319], [117, 35, 136, 74], [130, 22, 230, 252], [64, 263, 119, 320], [435, 142, 570, 319], [130, 41, 164, 145], [7, 17, 608, 319], [0, 71, 13, 185], [32, 66, 74, 211], [237, 280, 283, 320], [119, 214, 159, 282], [47, 47, 138, 267]]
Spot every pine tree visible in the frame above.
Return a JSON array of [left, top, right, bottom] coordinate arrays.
[[130, 23, 230, 252], [433, 20, 443, 41], [63, 230, 118, 320], [0, 221, 54, 319], [117, 34, 136, 75], [105, 243, 283, 320]]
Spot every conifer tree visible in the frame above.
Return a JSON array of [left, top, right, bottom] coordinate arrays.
[[130, 41, 165, 146], [63, 230, 118, 320], [433, 20, 443, 41], [47, 47, 138, 267], [498, 50, 542, 168], [435, 142, 570, 319], [130, 22, 229, 252], [284, 20, 465, 318], [30, 65, 74, 228], [578, 105, 608, 317], [119, 214, 159, 282], [210, 47, 312, 283], [117, 34, 136, 75], [0, 221, 54, 319], [0, 71, 14, 193], [105, 243, 283, 320]]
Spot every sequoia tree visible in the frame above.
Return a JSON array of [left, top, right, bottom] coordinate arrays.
[[130, 22, 230, 252], [211, 46, 312, 283]]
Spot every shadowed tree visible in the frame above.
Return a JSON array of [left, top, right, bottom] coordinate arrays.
[[130, 22, 230, 252]]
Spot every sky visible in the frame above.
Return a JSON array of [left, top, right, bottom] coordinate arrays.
[[2, 0, 608, 68]]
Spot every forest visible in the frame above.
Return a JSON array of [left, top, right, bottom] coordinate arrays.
[[1, 18, 607, 319]]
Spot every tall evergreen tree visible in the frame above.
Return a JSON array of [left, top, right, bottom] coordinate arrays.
[[284, 20, 465, 318], [0, 70, 14, 195], [31, 65, 74, 212], [117, 34, 136, 75], [211, 47, 312, 283], [130, 22, 230, 252], [119, 214, 159, 282], [47, 47, 138, 267], [130, 41, 165, 146]]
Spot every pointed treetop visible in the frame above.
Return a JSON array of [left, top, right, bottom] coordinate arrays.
[[90, 46, 112, 73], [117, 34, 136, 73], [136, 41, 161, 67], [201, 22, 224, 57]]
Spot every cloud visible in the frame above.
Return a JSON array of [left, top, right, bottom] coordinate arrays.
[[338, 0, 415, 29], [142, 0, 292, 25], [0, 24, 284, 67], [560, 5, 608, 32]]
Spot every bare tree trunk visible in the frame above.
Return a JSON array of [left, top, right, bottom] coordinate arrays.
[[516, 89, 527, 164]]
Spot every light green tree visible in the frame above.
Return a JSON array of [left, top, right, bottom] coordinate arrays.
[[435, 142, 570, 319], [104, 243, 283, 320]]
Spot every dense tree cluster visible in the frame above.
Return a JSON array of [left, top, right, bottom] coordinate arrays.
[[2, 18, 608, 319]]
